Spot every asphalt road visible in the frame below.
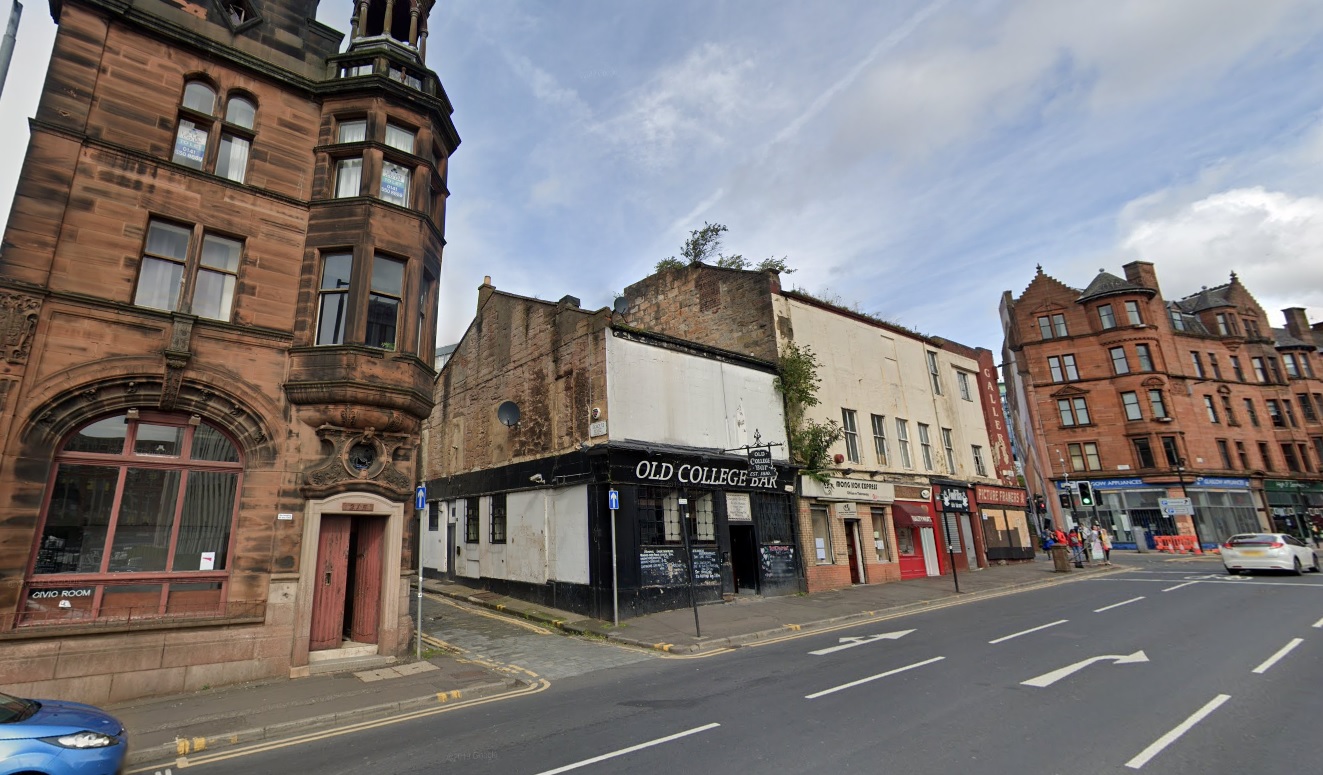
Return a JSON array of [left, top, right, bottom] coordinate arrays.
[[143, 555, 1323, 775]]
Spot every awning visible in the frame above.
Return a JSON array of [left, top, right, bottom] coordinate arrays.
[[891, 502, 934, 528]]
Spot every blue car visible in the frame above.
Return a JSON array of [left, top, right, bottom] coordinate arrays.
[[0, 690, 126, 775]]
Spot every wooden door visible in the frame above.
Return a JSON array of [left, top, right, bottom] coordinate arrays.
[[310, 516, 351, 651], [349, 517, 385, 644], [897, 526, 926, 579]]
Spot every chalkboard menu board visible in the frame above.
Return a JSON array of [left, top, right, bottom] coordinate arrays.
[[759, 544, 797, 580], [639, 547, 721, 587]]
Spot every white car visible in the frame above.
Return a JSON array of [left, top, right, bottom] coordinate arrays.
[[1222, 533, 1320, 575]]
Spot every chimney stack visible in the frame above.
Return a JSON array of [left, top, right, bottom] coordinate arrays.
[[1122, 261, 1159, 292]]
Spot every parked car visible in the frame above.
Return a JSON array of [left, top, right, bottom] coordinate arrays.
[[1222, 533, 1320, 575], [0, 690, 126, 775]]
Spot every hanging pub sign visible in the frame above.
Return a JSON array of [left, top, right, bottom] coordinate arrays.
[[938, 487, 971, 512], [748, 448, 775, 479]]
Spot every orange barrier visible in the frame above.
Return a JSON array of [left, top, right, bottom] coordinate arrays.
[[1154, 535, 1202, 555]]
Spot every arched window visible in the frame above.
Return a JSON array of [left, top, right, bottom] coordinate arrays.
[[171, 79, 258, 184], [22, 411, 243, 626]]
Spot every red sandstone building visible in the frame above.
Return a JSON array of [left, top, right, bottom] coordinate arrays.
[[0, 0, 457, 704], [1001, 262, 1323, 547]]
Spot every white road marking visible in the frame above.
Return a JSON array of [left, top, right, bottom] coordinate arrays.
[[1252, 638, 1304, 674], [1313, 616, 1323, 628], [1094, 596, 1145, 612], [1021, 650, 1148, 688], [805, 657, 946, 699], [1161, 581, 1197, 592], [533, 723, 721, 775], [988, 619, 1068, 644], [1125, 694, 1231, 769], [1092, 577, 1322, 588], [809, 629, 914, 655]]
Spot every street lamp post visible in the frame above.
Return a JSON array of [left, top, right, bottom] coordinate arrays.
[[1174, 458, 1206, 552]]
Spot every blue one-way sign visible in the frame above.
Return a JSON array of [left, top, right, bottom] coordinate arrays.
[[608, 489, 619, 510], [415, 485, 427, 510]]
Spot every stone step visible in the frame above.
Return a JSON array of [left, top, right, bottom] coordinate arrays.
[[306, 654, 397, 675]]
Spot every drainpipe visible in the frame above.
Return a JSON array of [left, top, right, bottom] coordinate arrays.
[[0, 1, 22, 103]]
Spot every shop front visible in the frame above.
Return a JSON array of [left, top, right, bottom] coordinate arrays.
[[1187, 477, 1263, 544], [893, 498, 941, 579], [1265, 480, 1323, 541], [800, 476, 902, 589], [933, 481, 983, 571], [975, 485, 1034, 562], [1055, 478, 1168, 548]]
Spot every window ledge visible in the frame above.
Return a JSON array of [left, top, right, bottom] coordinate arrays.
[[0, 611, 266, 640]]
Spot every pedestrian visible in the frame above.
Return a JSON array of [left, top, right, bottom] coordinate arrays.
[[1099, 526, 1112, 565], [1068, 527, 1084, 568]]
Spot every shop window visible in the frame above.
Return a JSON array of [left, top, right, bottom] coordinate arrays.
[[811, 505, 832, 564], [841, 409, 860, 464], [1097, 304, 1116, 330], [23, 411, 241, 626], [133, 219, 243, 322], [869, 507, 891, 562], [489, 494, 506, 543], [870, 414, 889, 466], [172, 81, 257, 183]]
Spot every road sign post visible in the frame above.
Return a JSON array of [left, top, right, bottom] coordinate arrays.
[[414, 483, 427, 661], [608, 488, 619, 627]]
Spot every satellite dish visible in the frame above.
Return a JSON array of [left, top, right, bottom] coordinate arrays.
[[497, 401, 521, 427], [612, 297, 628, 315]]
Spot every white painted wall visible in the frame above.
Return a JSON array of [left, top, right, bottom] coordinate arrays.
[[432, 486, 590, 586], [772, 296, 995, 481], [606, 333, 789, 458], [421, 501, 450, 575]]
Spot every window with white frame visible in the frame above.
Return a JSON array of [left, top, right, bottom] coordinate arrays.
[[870, 414, 889, 466], [1125, 300, 1143, 325], [1148, 390, 1168, 419], [941, 428, 955, 474], [918, 423, 934, 471], [1048, 354, 1079, 382], [956, 371, 973, 401], [927, 352, 942, 395], [1098, 304, 1116, 330], [1135, 344, 1154, 372], [896, 419, 913, 469], [1121, 391, 1142, 421], [1203, 395, 1219, 424], [171, 80, 257, 184], [841, 409, 860, 464], [1110, 347, 1130, 375], [133, 219, 242, 322], [1068, 441, 1101, 471], [1190, 351, 1205, 379], [971, 445, 988, 477], [1037, 314, 1068, 339]]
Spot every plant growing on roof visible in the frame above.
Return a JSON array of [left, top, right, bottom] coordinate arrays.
[[654, 222, 795, 274], [774, 341, 842, 482]]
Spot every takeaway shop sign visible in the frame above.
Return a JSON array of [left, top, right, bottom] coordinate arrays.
[[632, 459, 780, 490]]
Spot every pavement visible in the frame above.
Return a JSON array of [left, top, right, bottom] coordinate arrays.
[[112, 551, 1185, 768]]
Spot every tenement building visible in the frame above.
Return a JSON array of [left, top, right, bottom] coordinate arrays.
[[0, 0, 458, 704], [1000, 262, 1323, 548]]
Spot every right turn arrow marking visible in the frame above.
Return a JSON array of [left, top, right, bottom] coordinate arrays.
[[1021, 650, 1149, 688]]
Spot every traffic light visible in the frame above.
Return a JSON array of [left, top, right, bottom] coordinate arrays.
[[1034, 494, 1046, 515], [1059, 492, 1072, 510], [1078, 481, 1094, 507]]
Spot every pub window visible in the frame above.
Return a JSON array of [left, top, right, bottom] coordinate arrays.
[[23, 411, 241, 626], [489, 494, 506, 544], [133, 219, 242, 322], [693, 493, 715, 542], [464, 497, 479, 543]]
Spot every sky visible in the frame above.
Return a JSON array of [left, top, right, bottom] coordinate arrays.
[[3, 0, 1323, 354]]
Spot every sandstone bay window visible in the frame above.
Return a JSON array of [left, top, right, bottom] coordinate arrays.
[[333, 119, 367, 198], [23, 412, 242, 625], [1121, 391, 1142, 421], [1125, 301, 1143, 325], [316, 252, 353, 345], [171, 80, 256, 184], [1110, 347, 1130, 375], [1149, 390, 1169, 419], [380, 123, 417, 207], [366, 254, 405, 350], [416, 272, 436, 358], [133, 219, 242, 322], [1136, 344, 1155, 372], [1097, 304, 1116, 330]]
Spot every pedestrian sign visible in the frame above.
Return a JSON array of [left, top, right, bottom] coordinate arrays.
[[608, 489, 619, 510]]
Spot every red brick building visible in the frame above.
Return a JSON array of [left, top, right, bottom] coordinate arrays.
[[1001, 262, 1323, 547], [0, 0, 457, 704]]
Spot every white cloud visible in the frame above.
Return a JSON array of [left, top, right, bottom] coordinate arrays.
[[1121, 187, 1323, 323]]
